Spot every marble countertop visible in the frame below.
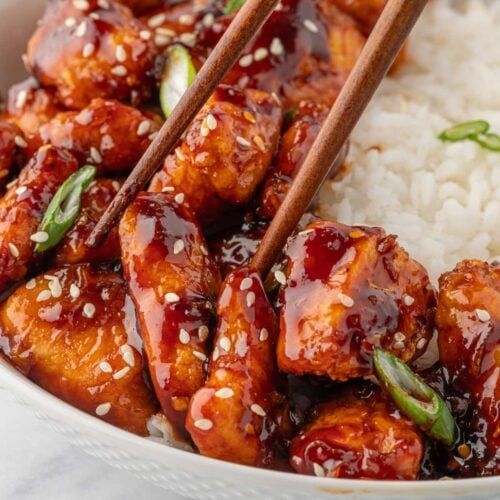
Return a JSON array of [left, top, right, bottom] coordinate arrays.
[[1, 392, 186, 500]]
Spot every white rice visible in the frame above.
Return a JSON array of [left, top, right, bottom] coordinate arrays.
[[318, 0, 500, 281]]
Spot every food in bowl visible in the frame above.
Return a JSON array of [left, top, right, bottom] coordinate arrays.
[[0, 0, 498, 482]]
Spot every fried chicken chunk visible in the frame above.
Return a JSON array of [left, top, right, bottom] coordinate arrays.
[[27, 0, 157, 109], [120, 0, 165, 15], [436, 260, 499, 467], [149, 85, 282, 223], [120, 192, 220, 432], [0, 146, 78, 294], [0, 122, 24, 190], [38, 99, 162, 173], [186, 267, 282, 466], [330, 0, 386, 33], [277, 221, 436, 380], [53, 178, 122, 265], [290, 386, 423, 479], [0, 263, 158, 435]]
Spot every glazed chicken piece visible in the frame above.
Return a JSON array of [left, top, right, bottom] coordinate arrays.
[[330, 0, 386, 34], [0, 263, 159, 435], [290, 385, 424, 479], [0, 146, 78, 294], [186, 266, 282, 466], [277, 221, 436, 380], [149, 85, 282, 223], [37, 98, 162, 173], [53, 178, 122, 265], [0, 122, 24, 191], [27, 0, 157, 109], [436, 259, 499, 473], [120, 0, 165, 15], [120, 192, 220, 432]]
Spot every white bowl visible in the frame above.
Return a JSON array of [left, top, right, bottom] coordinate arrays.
[[0, 1, 498, 498]]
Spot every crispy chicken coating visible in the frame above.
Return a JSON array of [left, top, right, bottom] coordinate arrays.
[[149, 85, 282, 223], [0, 263, 159, 435], [330, 0, 386, 33], [186, 267, 282, 466], [53, 178, 122, 265], [120, 192, 220, 432], [0, 122, 24, 191], [0, 146, 78, 294], [290, 386, 424, 479], [436, 260, 499, 466], [37, 98, 162, 173], [277, 221, 436, 380], [27, 0, 157, 109]]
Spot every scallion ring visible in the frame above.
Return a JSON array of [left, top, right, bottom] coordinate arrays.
[[34, 165, 96, 253], [438, 120, 489, 142], [472, 132, 500, 152], [225, 0, 246, 14], [373, 348, 456, 446]]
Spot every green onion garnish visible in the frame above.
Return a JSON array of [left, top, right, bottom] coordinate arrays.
[[34, 165, 96, 253], [472, 132, 500, 152], [373, 348, 456, 446], [225, 0, 246, 14], [283, 107, 297, 127], [438, 120, 489, 142], [160, 45, 197, 119]]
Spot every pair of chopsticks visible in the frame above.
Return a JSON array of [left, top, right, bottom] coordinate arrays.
[[88, 0, 428, 276]]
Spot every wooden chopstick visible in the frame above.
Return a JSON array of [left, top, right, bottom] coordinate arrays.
[[86, 0, 279, 247], [251, 0, 428, 276]]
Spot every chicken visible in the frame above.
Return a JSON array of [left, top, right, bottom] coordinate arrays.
[[0, 263, 159, 435], [436, 259, 499, 474], [186, 266, 282, 466], [53, 178, 122, 265], [277, 221, 436, 380], [120, 0, 165, 15], [330, 0, 387, 34], [27, 0, 157, 109], [0, 122, 24, 191], [290, 385, 424, 479], [149, 85, 282, 223], [0, 146, 78, 294], [119, 191, 220, 432], [37, 98, 162, 173]]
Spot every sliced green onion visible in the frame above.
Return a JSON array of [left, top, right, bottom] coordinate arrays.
[[160, 45, 197, 119], [373, 348, 456, 446], [438, 120, 489, 142], [34, 165, 96, 253], [225, 0, 246, 14], [283, 107, 297, 127], [472, 132, 500, 152]]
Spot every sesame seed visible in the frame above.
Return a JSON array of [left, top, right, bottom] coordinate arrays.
[[137, 120, 150, 136], [173, 239, 185, 255], [111, 65, 127, 77], [202, 13, 214, 27], [122, 350, 135, 367], [179, 32, 196, 45], [99, 361, 112, 373], [162, 186, 175, 192], [179, 14, 194, 25], [193, 351, 207, 361], [239, 54, 253, 67], [73, 0, 89, 11], [113, 366, 130, 380], [200, 124, 210, 137], [254, 47, 268, 61], [416, 338, 427, 350], [70, 283, 80, 298], [271, 92, 281, 104], [65, 17, 77, 28], [219, 336, 231, 351], [36, 290, 52, 302], [148, 13, 166, 28], [97, 0, 109, 9], [198, 325, 209, 341], [246, 291, 256, 307], [139, 30, 151, 40], [250, 403, 266, 416], [174, 193, 185, 204], [313, 463, 325, 477], [15, 90, 28, 109], [175, 148, 186, 162], [200, 246, 209, 256], [274, 270, 286, 285], [476, 309, 490, 322], [243, 111, 256, 123], [48, 278, 62, 298], [393, 340, 405, 350], [95, 402, 111, 416], [148, 131, 158, 141], [403, 295, 415, 306], [236, 136, 251, 148], [179, 329, 190, 344], [206, 113, 217, 130], [90, 147, 102, 163], [156, 27, 176, 37], [89, 12, 100, 20], [154, 35, 170, 47], [215, 387, 234, 399], [75, 20, 87, 38], [82, 43, 95, 58], [349, 229, 365, 239], [194, 418, 213, 430], [240, 277, 253, 291], [165, 292, 180, 303], [14, 136, 27, 148], [338, 292, 354, 307], [270, 37, 284, 56], [253, 136, 266, 152], [83, 303, 96, 318], [15, 186, 27, 195], [259, 328, 269, 341], [26, 279, 36, 290], [115, 45, 127, 62], [303, 19, 319, 33], [30, 231, 49, 243], [394, 331, 406, 342]]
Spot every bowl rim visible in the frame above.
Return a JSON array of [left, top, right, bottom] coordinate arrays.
[[2, 357, 498, 495]]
